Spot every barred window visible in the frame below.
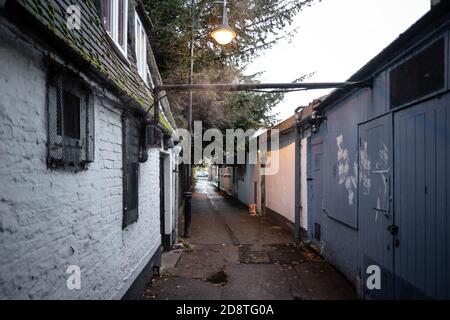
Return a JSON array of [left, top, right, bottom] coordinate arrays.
[[122, 114, 141, 228], [47, 71, 95, 168], [62, 91, 81, 139]]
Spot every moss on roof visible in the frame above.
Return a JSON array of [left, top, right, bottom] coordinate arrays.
[[16, 0, 174, 133]]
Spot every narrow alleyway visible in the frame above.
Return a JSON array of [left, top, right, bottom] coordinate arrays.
[[144, 180, 357, 300]]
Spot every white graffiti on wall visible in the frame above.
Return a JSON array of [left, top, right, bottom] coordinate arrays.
[[336, 132, 390, 221], [359, 140, 371, 195], [374, 144, 389, 195], [372, 143, 390, 221], [336, 134, 357, 205], [336, 134, 388, 207]]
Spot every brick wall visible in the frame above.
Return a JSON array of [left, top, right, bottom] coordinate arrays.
[[0, 20, 161, 299]]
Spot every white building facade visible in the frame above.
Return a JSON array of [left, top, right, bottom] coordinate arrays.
[[0, 0, 179, 299]]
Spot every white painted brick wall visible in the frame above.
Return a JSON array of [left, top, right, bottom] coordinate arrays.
[[0, 22, 161, 299]]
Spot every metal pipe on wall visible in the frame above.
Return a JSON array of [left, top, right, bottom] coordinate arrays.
[[156, 81, 370, 93]]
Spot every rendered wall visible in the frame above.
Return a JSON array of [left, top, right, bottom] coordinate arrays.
[[265, 130, 296, 223], [313, 88, 372, 286]]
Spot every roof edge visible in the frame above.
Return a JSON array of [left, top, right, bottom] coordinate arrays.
[[318, 2, 450, 112]]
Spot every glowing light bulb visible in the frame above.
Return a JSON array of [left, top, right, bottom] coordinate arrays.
[[211, 24, 236, 45]]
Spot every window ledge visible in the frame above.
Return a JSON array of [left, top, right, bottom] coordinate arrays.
[[105, 32, 129, 65]]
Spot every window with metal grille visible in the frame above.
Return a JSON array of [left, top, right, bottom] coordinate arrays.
[[122, 114, 141, 228], [47, 72, 95, 168], [390, 38, 445, 108], [62, 91, 81, 139]]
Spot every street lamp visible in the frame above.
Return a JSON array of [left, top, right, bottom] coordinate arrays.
[[211, 24, 236, 45], [184, 0, 236, 239], [211, 0, 236, 45]]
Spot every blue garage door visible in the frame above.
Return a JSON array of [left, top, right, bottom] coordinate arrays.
[[358, 113, 394, 299], [359, 97, 450, 299], [394, 96, 450, 299]]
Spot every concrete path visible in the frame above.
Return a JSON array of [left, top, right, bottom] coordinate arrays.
[[143, 179, 357, 300]]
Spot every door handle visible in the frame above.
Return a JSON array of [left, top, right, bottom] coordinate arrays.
[[387, 224, 399, 235]]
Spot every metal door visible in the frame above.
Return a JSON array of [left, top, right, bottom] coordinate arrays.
[[311, 139, 323, 242], [306, 136, 314, 239], [358, 113, 394, 299], [394, 97, 450, 299]]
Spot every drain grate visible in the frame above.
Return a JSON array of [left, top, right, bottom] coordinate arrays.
[[239, 243, 314, 265], [239, 249, 271, 264]]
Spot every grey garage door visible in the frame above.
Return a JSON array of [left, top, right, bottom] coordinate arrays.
[[359, 95, 450, 299], [394, 96, 450, 299], [358, 113, 394, 299]]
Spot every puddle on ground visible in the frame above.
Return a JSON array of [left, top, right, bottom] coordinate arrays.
[[206, 270, 228, 285]]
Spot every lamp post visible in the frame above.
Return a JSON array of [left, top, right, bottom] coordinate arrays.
[[184, 0, 195, 238], [183, 0, 237, 238], [211, 0, 237, 45]]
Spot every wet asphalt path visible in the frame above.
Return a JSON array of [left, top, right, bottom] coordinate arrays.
[[144, 179, 357, 300]]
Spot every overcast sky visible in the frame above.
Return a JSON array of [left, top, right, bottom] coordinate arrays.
[[245, 0, 431, 122]]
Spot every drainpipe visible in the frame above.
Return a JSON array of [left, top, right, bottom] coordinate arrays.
[[294, 107, 315, 241], [294, 107, 302, 241], [172, 144, 182, 244]]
